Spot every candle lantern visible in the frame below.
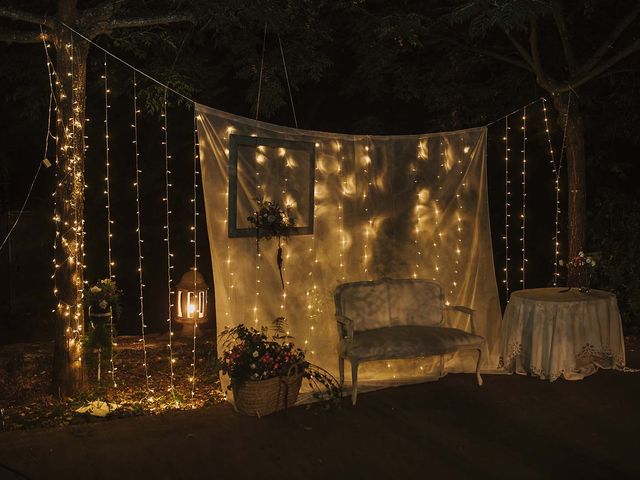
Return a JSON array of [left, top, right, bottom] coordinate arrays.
[[174, 268, 209, 335]]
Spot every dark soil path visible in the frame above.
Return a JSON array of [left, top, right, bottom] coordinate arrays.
[[1, 347, 639, 480]]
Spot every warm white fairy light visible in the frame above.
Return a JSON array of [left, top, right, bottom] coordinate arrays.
[[304, 143, 321, 355], [451, 138, 466, 295], [254, 143, 261, 325], [190, 112, 200, 400], [541, 97, 570, 286], [412, 151, 420, 279], [280, 149, 288, 318], [432, 142, 444, 282], [102, 54, 117, 388], [67, 34, 85, 351], [161, 93, 177, 403], [42, 35, 61, 310], [520, 108, 527, 288], [337, 142, 347, 281], [503, 117, 511, 297], [221, 127, 234, 321], [132, 72, 151, 391], [362, 141, 372, 279]]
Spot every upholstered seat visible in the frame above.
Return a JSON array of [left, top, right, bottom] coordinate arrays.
[[334, 278, 485, 405], [340, 326, 484, 362]]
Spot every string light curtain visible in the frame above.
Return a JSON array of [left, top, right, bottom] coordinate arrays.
[[196, 103, 502, 393]]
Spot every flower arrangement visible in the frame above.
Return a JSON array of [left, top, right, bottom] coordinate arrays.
[[83, 278, 122, 318], [82, 279, 122, 383], [559, 251, 597, 293], [216, 319, 341, 407], [247, 199, 295, 288]]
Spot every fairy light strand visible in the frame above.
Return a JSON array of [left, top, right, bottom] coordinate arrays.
[[413, 145, 421, 279], [337, 142, 347, 281], [503, 116, 511, 298], [132, 72, 150, 392], [432, 142, 443, 282], [102, 53, 117, 388], [362, 139, 372, 279], [162, 92, 177, 403], [520, 107, 527, 288], [304, 143, 320, 356], [41, 33, 61, 309], [190, 112, 200, 400]]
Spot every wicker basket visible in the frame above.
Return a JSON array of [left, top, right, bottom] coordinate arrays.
[[232, 366, 303, 417]]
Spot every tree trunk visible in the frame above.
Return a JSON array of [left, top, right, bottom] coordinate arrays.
[[51, 24, 89, 396], [553, 93, 587, 285]]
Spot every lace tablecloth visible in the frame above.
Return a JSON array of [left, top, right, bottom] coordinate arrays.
[[500, 288, 626, 381]]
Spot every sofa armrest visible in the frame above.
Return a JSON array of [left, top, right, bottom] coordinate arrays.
[[336, 314, 354, 343], [444, 305, 477, 334]]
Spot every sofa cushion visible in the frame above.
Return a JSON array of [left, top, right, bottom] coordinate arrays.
[[387, 280, 443, 327], [338, 282, 390, 332], [340, 325, 484, 362]]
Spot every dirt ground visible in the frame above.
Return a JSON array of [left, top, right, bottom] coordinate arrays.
[[0, 345, 639, 480]]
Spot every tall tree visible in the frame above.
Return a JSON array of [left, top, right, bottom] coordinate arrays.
[[447, 0, 640, 271], [0, 0, 194, 395], [346, 0, 640, 268]]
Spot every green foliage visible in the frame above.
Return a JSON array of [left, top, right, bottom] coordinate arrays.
[[83, 279, 123, 319], [589, 188, 640, 334], [450, 0, 547, 36]]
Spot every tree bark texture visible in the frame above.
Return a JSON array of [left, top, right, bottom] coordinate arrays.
[[51, 23, 89, 396], [553, 93, 586, 284]]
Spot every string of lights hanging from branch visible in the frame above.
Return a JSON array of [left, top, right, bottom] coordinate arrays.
[[132, 71, 151, 393], [190, 112, 200, 400], [520, 107, 527, 289], [503, 116, 511, 298], [102, 53, 117, 388], [161, 92, 178, 404]]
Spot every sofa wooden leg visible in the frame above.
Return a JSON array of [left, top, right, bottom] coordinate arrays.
[[475, 348, 483, 386], [351, 361, 359, 405], [338, 357, 345, 386]]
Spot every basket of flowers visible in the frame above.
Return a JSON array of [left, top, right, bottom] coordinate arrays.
[[216, 319, 340, 417]]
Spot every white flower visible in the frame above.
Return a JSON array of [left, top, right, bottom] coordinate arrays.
[[586, 257, 592, 264], [252, 351, 259, 358], [558, 260, 564, 267], [591, 260, 597, 267], [578, 251, 585, 257], [90, 286, 102, 294], [250, 363, 256, 369], [99, 300, 108, 310]]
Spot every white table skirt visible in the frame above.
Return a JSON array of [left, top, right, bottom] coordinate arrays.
[[500, 288, 626, 381]]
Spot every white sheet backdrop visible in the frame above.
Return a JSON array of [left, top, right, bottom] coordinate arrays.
[[196, 103, 502, 389]]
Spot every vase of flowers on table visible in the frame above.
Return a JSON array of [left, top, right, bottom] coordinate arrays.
[[83, 279, 122, 383], [247, 199, 295, 289], [559, 251, 597, 293], [216, 318, 340, 417]]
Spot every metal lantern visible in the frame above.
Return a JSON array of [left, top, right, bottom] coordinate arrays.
[[174, 268, 209, 334]]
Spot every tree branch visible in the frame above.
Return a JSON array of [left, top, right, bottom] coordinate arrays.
[[0, 6, 54, 28], [528, 17, 557, 92], [570, 38, 640, 91], [502, 28, 534, 69], [0, 28, 46, 44], [436, 34, 533, 72], [577, 2, 640, 77], [90, 13, 195, 37], [550, 0, 577, 73]]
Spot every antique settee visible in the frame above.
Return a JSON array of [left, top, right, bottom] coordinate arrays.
[[334, 278, 485, 404]]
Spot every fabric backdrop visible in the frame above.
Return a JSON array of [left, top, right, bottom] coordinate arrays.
[[196, 103, 502, 391]]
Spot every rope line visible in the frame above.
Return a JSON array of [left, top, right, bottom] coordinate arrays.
[[277, 33, 298, 128]]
